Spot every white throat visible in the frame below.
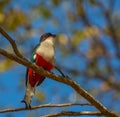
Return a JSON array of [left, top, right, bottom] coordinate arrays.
[[36, 37, 55, 65]]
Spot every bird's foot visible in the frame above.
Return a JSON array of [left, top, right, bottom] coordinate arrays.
[[21, 100, 31, 110]]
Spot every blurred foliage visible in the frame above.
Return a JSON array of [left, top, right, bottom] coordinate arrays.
[[0, 7, 28, 30], [39, 5, 52, 19], [27, 113, 34, 117], [0, 0, 120, 116], [4, 9, 28, 30], [71, 26, 99, 46], [89, 0, 96, 5], [0, 59, 14, 72], [52, 0, 61, 6], [35, 91, 46, 102], [0, 0, 9, 11]]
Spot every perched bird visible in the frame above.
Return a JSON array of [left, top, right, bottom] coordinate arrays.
[[22, 33, 56, 109]]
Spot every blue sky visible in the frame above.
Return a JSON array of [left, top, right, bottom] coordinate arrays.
[[0, 0, 120, 117]]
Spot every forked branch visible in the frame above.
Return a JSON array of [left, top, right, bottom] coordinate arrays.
[[0, 27, 23, 58], [0, 27, 119, 117]]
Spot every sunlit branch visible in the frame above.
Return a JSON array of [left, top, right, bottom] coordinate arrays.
[[42, 111, 103, 117], [0, 103, 91, 113], [61, 65, 120, 91], [0, 28, 119, 117], [0, 27, 24, 58]]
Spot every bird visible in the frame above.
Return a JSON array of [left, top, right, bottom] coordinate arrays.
[[22, 33, 57, 109]]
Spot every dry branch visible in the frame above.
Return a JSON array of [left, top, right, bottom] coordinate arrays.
[[0, 103, 90, 113], [0, 49, 118, 117], [0, 27, 119, 117], [42, 111, 103, 117], [0, 27, 24, 58], [61, 66, 120, 91]]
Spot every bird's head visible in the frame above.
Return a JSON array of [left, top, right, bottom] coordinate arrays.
[[40, 33, 56, 45]]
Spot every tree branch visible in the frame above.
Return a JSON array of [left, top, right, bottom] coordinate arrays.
[[61, 65, 120, 91], [42, 111, 103, 117], [0, 27, 24, 58], [0, 46, 118, 117], [0, 28, 119, 117], [0, 103, 90, 113]]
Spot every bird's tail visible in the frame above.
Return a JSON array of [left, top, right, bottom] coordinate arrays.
[[22, 83, 36, 109]]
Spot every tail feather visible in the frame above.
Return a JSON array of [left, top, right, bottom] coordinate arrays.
[[22, 83, 35, 109]]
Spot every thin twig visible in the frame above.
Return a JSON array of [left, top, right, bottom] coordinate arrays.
[[0, 29, 119, 116], [42, 111, 103, 117], [61, 65, 120, 91], [0, 48, 118, 117], [0, 103, 91, 113], [0, 27, 23, 58], [55, 66, 65, 77]]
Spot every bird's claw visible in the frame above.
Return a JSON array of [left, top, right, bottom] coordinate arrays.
[[21, 100, 31, 110]]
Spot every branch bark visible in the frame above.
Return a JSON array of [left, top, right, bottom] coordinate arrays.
[[0, 49, 118, 117], [0, 27, 119, 117], [42, 111, 103, 117], [61, 65, 120, 91], [0, 103, 90, 113], [0, 27, 24, 58]]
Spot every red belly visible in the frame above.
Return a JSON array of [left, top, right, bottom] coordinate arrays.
[[28, 53, 54, 87]]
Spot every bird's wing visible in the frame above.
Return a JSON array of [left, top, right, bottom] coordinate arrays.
[[25, 45, 39, 86], [30, 44, 39, 62]]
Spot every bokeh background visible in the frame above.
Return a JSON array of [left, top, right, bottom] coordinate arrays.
[[0, 0, 120, 117]]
